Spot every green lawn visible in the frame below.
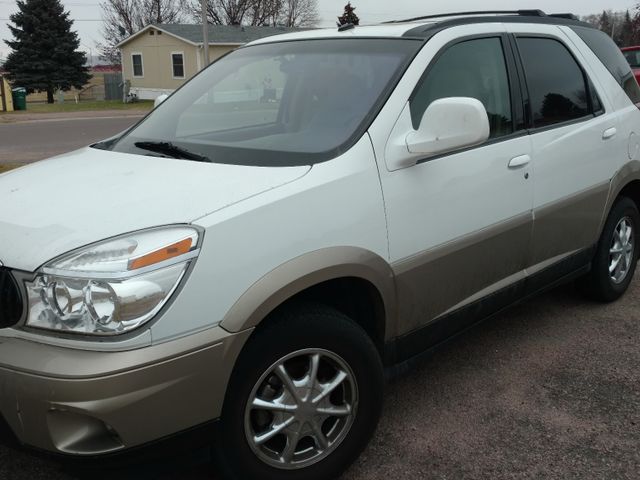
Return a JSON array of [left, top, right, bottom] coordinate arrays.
[[9, 99, 153, 114], [0, 164, 21, 174]]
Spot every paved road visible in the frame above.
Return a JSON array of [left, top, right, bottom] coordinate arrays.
[[1, 278, 639, 479], [0, 115, 143, 163]]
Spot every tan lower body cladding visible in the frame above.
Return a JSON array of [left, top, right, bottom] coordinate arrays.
[[391, 181, 610, 337]]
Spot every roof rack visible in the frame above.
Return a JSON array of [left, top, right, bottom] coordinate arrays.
[[386, 9, 547, 24], [398, 10, 590, 39], [548, 13, 579, 20]]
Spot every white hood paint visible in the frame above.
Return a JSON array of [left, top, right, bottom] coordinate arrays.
[[0, 148, 310, 271]]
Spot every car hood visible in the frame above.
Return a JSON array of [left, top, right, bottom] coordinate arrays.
[[0, 147, 310, 272]]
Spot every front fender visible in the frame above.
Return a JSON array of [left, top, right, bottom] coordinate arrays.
[[220, 246, 397, 338]]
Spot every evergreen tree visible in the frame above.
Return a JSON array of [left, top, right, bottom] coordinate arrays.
[[599, 10, 613, 37], [621, 10, 634, 47], [337, 2, 359, 26], [633, 12, 640, 45], [4, 0, 91, 104]]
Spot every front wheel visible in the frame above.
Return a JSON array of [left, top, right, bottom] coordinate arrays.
[[580, 196, 640, 302], [215, 304, 384, 480]]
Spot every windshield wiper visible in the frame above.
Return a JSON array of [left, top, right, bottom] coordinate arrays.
[[134, 141, 211, 162]]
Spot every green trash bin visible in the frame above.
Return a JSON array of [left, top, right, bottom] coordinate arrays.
[[11, 87, 26, 111]]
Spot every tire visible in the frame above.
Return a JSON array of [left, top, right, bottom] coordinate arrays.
[[215, 303, 384, 480], [580, 196, 640, 302]]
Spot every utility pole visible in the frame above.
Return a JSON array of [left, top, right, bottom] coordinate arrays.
[[202, 0, 210, 69]]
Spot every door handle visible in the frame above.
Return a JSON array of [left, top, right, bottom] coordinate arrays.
[[508, 155, 531, 169], [603, 127, 617, 140]]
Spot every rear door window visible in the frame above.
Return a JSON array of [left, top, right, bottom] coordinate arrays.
[[516, 37, 590, 128]]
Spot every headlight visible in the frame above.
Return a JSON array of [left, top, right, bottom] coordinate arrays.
[[25, 226, 200, 336]]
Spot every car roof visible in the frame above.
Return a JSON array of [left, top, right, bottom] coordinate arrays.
[[249, 10, 593, 45], [247, 23, 434, 44]]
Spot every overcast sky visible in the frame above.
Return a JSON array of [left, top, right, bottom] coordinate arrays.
[[0, 0, 638, 59]]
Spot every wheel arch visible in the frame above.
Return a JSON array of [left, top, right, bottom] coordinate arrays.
[[219, 247, 397, 350], [601, 161, 640, 234]]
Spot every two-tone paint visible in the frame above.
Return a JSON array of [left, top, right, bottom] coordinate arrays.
[[1, 16, 639, 457]]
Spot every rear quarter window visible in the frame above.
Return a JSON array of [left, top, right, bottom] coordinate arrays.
[[571, 26, 640, 105]]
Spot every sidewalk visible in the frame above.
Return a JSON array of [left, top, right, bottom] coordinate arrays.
[[0, 109, 149, 124]]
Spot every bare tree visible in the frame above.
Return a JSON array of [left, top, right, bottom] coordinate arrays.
[[248, 0, 282, 26], [98, 0, 186, 63], [186, 0, 317, 26], [281, 0, 318, 27], [187, 0, 252, 25]]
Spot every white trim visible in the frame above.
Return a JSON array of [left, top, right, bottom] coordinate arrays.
[[196, 45, 202, 71], [131, 52, 144, 78], [170, 51, 186, 79], [115, 24, 249, 49], [116, 25, 244, 48], [116, 25, 199, 48]]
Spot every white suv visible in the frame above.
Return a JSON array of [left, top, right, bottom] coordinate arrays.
[[1, 10, 640, 480]]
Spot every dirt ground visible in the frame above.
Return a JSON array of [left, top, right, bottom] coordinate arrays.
[[1, 277, 638, 480]]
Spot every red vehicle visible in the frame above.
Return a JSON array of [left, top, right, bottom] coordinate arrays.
[[622, 46, 640, 84]]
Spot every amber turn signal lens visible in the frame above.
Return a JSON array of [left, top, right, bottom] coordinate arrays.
[[128, 238, 193, 270]]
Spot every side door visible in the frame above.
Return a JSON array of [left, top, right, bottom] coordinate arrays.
[[374, 29, 534, 342], [508, 25, 619, 277]]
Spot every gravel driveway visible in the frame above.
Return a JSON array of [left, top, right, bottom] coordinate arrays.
[[1, 279, 639, 480]]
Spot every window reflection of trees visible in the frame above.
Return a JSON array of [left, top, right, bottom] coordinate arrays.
[[537, 87, 588, 127]]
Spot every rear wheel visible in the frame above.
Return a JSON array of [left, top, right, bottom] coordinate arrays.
[[581, 196, 640, 302], [215, 304, 384, 480]]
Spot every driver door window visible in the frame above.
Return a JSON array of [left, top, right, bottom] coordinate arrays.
[[410, 37, 514, 139]]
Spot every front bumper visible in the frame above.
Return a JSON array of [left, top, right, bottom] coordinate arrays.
[[0, 326, 251, 455]]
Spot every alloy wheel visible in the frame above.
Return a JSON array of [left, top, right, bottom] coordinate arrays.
[[244, 348, 358, 470], [609, 217, 635, 284]]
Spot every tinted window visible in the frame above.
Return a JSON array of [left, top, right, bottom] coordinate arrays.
[[108, 39, 421, 166], [623, 49, 640, 68], [411, 37, 513, 139], [517, 38, 589, 128], [132, 54, 143, 77], [172, 53, 184, 78], [572, 27, 640, 105]]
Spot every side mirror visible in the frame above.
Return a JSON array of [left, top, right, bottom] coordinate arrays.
[[406, 97, 490, 157], [154, 94, 169, 108]]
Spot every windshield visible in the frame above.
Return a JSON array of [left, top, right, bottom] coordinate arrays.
[[106, 38, 420, 166], [623, 49, 640, 69]]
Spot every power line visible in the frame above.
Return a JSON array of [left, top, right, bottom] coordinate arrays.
[[0, 18, 103, 21], [0, 1, 100, 4]]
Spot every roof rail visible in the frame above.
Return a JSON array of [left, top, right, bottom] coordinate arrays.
[[386, 9, 547, 24], [549, 13, 579, 20]]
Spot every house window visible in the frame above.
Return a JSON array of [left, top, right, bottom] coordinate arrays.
[[132, 53, 143, 77], [172, 53, 185, 78]]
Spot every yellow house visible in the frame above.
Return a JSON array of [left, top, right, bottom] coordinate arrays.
[[117, 24, 298, 100]]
